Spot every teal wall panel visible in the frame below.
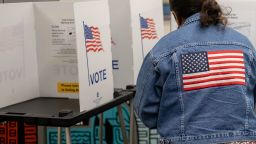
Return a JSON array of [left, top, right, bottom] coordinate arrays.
[[47, 104, 160, 144]]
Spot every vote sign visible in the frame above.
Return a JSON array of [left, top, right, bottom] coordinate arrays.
[[74, 0, 114, 111]]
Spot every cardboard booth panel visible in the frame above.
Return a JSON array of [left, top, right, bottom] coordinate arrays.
[[109, 0, 134, 89], [34, 2, 78, 98], [74, 0, 114, 111], [130, 0, 165, 84], [0, 3, 39, 108], [61, 0, 165, 89], [0, 1, 113, 111], [110, 0, 164, 88]]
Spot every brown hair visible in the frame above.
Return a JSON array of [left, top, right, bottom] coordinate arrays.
[[169, 0, 227, 27]]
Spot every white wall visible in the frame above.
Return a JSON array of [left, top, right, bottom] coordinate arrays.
[[1, 0, 57, 3]]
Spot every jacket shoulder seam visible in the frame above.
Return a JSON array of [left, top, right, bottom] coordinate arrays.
[[153, 41, 252, 64]]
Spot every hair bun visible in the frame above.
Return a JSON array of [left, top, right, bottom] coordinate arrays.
[[200, 0, 227, 27]]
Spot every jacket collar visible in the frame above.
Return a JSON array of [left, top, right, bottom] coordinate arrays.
[[182, 13, 200, 27]]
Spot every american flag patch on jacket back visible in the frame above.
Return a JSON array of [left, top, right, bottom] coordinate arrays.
[[181, 50, 245, 91]]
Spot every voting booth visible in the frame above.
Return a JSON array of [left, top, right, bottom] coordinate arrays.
[[109, 0, 165, 88], [0, 1, 138, 144], [61, 0, 165, 88], [108, 0, 165, 143], [0, 0, 113, 112], [0, 1, 137, 144]]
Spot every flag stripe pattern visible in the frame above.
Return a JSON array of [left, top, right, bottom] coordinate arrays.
[[140, 16, 158, 40], [84, 24, 104, 53], [181, 50, 245, 91]]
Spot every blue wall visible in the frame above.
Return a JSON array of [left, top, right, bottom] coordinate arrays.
[[163, 4, 171, 16]]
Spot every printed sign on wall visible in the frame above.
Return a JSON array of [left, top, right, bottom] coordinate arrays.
[[74, 0, 114, 111]]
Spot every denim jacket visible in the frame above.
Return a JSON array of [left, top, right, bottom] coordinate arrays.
[[134, 13, 256, 144]]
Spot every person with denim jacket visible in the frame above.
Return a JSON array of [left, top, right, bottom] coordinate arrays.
[[134, 0, 256, 143]]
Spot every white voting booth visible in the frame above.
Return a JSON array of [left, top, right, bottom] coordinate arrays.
[[74, 1, 113, 111], [61, 0, 165, 88], [0, 0, 113, 112], [110, 0, 165, 88]]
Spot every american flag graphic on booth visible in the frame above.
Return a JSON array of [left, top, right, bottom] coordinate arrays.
[[181, 50, 245, 91], [83, 24, 104, 53], [140, 16, 158, 40]]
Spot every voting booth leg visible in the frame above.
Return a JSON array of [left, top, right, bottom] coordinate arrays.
[[118, 104, 129, 144], [65, 127, 71, 144], [130, 99, 134, 144], [57, 127, 71, 144], [38, 126, 47, 144], [57, 127, 62, 144]]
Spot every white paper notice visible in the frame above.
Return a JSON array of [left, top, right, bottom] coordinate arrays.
[[50, 18, 77, 64], [35, 3, 77, 65]]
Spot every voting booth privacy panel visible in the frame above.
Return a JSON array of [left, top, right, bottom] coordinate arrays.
[[74, 0, 113, 112], [0, 3, 38, 108], [110, 0, 165, 88], [60, 0, 165, 89], [0, 1, 114, 112], [34, 2, 78, 98]]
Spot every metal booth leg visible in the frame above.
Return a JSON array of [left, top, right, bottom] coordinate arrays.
[[118, 104, 129, 144], [58, 110, 73, 144], [58, 127, 71, 144], [57, 127, 62, 144], [65, 127, 71, 144]]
